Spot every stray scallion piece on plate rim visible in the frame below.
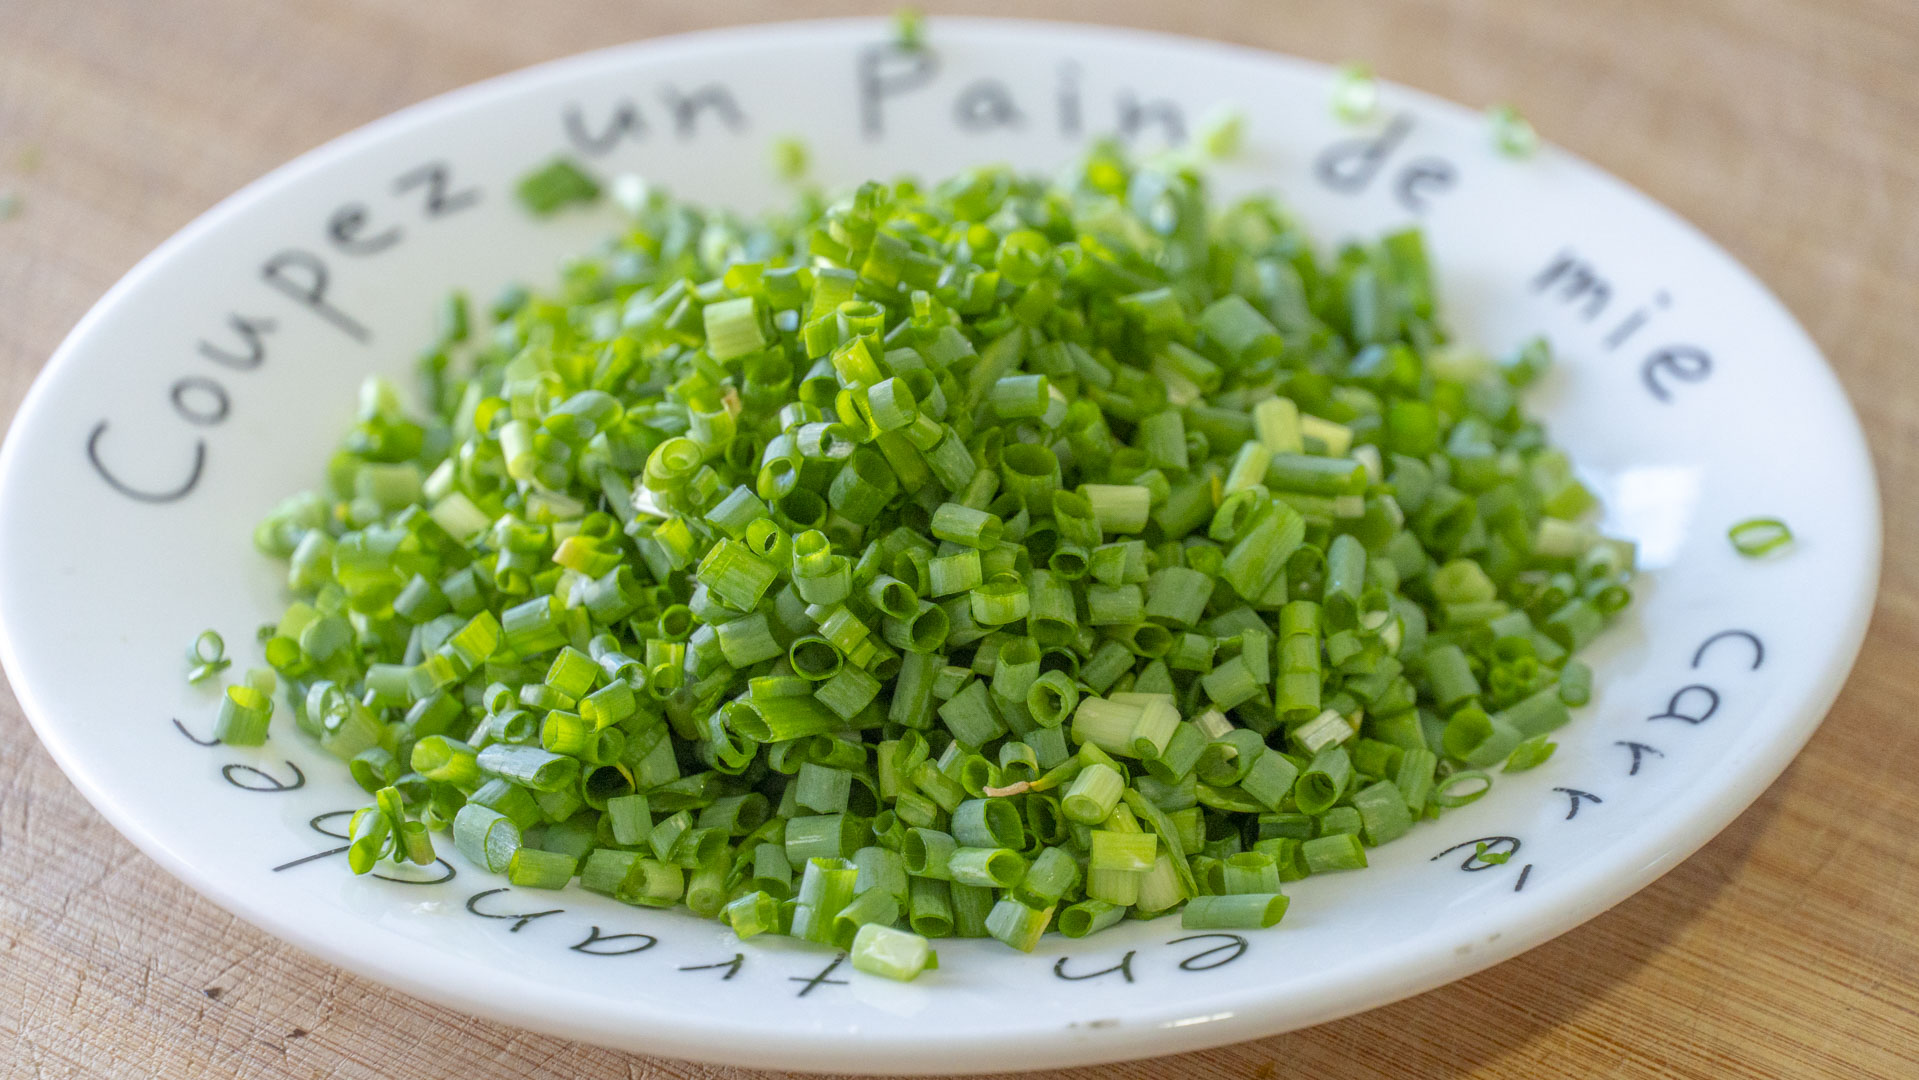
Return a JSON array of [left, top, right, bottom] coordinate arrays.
[[893, 7, 926, 51], [516, 158, 602, 216], [1472, 840, 1511, 865], [1728, 517, 1792, 558], [1193, 106, 1245, 162], [1331, 63, 1379, 124], [1487, 103, 1539, 158], [772, 137, 810, 184], [198, 133, 1636, 980]]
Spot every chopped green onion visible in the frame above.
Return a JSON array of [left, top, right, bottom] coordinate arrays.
[[1728, 517, 1793, 558], [703, 296, 770, 362], [893, 6, 925, 50], [508, 847, 577, 889], [1182, 893, 1288, 929], [984, 897, 1053, 952], [1503, 734, 1557, 772], [726, 890, 783, 940], [516, 157, 601, 215], [453, 803, 521, 873], [1081, 485, 1152, 534], [1089, 830, 1157, 873], [1062, 763, 1126, 824], [772, 136, 810, 183], [1220, 852, 1279, 895], [1557, 660, 1593, 707], [1302, 833, 1367, 874], [186, 629, 232, 684], [1487, 104, 1539, 158], [948, 847, 1026, 889], [1331, 63, 1379, 124], [1435, 769, 1494, 808], [213, 684, 273, 746], [1195, 106, 1245, 160], [931, 503, 1002, 549], [200, 139, 1632, 968], [851, 923, 937, 981], [1352, 779, 1413, 845], [1058, 898, 1126, 938]]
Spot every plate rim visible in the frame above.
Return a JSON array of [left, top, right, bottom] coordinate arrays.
[[0, 15, 1882, 1073]]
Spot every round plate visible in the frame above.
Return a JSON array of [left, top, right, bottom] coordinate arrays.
[[0, 17, 1878, 1074]]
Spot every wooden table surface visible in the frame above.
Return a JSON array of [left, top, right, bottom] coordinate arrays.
[[3, 1, 1916, 1077]]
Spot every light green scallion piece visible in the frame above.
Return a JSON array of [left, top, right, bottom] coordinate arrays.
[[772, 136, 810, 183], [186, 629, 232, 684], [1728, 517, 1792, 558], [1488, 103, 1539, 158], [1332, 63, 1379, 124]]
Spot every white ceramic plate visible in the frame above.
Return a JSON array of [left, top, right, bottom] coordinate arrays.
[[0, 17, 1878, 1075]]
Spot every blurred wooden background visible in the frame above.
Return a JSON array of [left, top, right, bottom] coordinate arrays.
[[2, 2, 1915, 1077]]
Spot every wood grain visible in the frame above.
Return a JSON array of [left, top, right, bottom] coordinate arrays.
[[2, 1, 1916, 1077]]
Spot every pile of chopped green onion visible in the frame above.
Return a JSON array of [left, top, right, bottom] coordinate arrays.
[[221, 140, 1633, 980]]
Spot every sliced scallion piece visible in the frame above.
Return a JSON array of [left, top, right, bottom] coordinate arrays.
[[1728, 517, 1793, 558], [186, 629, 232, 684], [1487, 103, 1539, 158], [516, 158, 601, 215], [1332, 63, 1380, 124]]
